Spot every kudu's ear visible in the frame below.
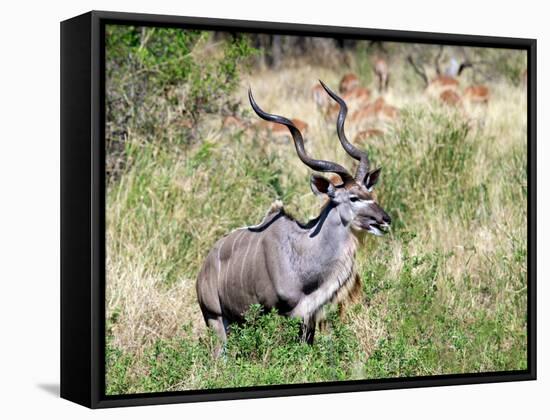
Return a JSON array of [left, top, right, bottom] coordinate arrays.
[[363, 167, 382, 191], [310, 174, 335, 198]]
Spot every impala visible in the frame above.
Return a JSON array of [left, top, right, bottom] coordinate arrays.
[[261, 118, 309, 139], [463, 85, 490, 104], [406, 46, 472, 100], [407, 47, 488, 107], [408, 54, 460, 97], [438, 85, 490, 108], [326, 87, 371, 120], [344, 86, 371, 103], [373, 57, 389, 93], [350, 97, 398, 127], [439, 89, 462, 107], [339, 73, 360, 94], [196, 81, 391, 350]]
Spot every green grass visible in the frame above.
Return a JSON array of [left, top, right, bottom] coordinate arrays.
[[105, 48, 527, 394], [107, 305, 361, 394]]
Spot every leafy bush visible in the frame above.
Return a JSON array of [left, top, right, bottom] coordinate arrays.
[[105, 25, 256, 179], [106, 305, 361, 394]]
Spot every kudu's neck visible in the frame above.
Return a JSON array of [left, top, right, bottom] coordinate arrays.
[[303, 202, 356, 259], [292, 202, 358, 305]]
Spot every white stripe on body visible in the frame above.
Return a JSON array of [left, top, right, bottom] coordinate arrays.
[[239, 232, 254, 289], [216, 237, 227, 286], [225, 230, 245, 286]]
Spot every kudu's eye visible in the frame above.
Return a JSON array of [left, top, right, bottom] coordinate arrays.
[[350, 196, 360, 202]]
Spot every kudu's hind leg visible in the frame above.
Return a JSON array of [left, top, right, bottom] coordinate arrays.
[[205, 314, 228, 358]]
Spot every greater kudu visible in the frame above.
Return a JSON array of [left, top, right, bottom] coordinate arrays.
[[196, 81, 391, 349]]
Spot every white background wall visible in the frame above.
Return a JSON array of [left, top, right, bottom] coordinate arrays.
[[0, 0, 546, 418]]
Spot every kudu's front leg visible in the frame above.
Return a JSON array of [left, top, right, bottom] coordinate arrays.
[[299, 320, 316, 345]]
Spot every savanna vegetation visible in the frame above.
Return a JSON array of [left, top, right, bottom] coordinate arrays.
[[104, 25, 528, 395]]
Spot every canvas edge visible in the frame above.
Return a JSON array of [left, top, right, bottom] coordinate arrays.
[[60, 11, 94, 408], [59, 9, 537, 409]]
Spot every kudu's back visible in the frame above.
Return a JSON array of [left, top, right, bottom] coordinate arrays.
[[196, 210, 296, 340], [197, 226, 270, 324]]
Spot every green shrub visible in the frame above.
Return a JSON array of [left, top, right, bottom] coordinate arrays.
[[106, 306, 361, 394], [105, 25, 257, 179]]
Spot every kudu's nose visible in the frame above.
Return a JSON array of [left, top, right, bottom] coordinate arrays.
[[382, 213, 391, 225]]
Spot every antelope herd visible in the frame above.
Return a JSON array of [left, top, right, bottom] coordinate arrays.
[[222, 47, 502, 150], [314, 60, 399, 142], [407, 49, 491, 108]]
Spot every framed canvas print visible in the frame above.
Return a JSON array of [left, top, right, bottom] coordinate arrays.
[[60, 10, 536, 408]]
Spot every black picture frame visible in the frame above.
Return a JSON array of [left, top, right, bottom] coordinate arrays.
[[60, 10, 537, 409]]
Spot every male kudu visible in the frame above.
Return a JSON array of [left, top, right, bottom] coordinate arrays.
[[196, 81, 391, 349]]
